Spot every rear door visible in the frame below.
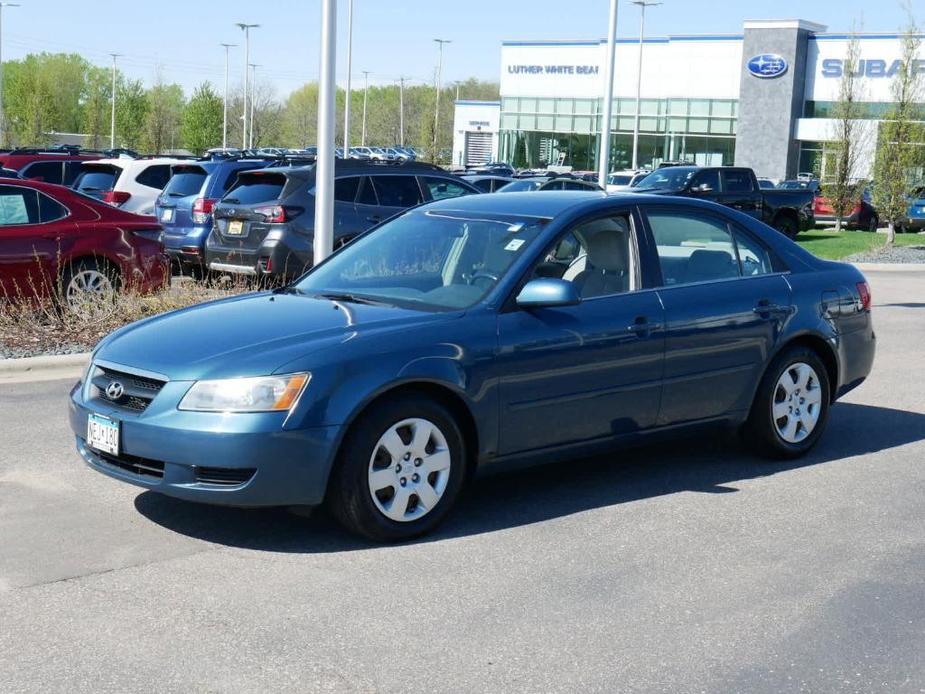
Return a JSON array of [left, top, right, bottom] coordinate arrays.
[[718, 169, 762, 219], [332, 175, 366, 241], [640, 204, 792, 425]]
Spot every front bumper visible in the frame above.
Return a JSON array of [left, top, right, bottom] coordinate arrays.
[[68, 379, 340, 507]]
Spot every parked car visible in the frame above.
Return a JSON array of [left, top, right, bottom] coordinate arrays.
[[467, 162, 515, 177], [904, 187, 925, 231], [70, 191, 875, 541], [462, 174, 513, 193], [757, 178, 776, 190], [606, 170, 648, 193], [537, 177, 603, 192], [778, 180, 879, 232], [349, 147, 375, 160], [73, 157, 188, 216], [0, 148, 104, 185], [154, 158, 271, 276], [634, 166, 815, 238], [0, 178, 167, 302], [204, 160, 479, 280], [496, 177, 550, 193]]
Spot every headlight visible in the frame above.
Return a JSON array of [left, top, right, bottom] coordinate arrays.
[[178, 373, 310, 413]]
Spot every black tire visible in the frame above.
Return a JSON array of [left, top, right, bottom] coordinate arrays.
[[745, 346, 831, 459], [327, 394, 467, 542], [866, 215, 879, 233], [773, 215, 798, 239]]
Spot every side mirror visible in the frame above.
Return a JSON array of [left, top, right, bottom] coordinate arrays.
[[516, 278, 581, 309], [692, 183, 713, 194]]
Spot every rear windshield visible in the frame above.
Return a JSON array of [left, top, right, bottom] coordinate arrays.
[[72, 166, 121, 195], [224, 173, 286, 204], [163, 167, 207, 197]]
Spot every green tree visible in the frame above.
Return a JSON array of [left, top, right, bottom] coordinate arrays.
[[872, 18, 925, 247], [81, 65, 112, 150], [142, 73, 185, 154], [181, 82, 223, 155], [116, 78, 148, 150]]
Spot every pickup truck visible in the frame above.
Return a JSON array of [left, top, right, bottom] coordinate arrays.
[[630, 166, 815, 238]]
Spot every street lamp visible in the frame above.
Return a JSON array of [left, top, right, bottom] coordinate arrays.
[[248, 63, 260, 149], [343, 0, 353, 157], [432, 38, 451, 164], [630, 0, 661, 170], [361, 70, 370, 146], [220, 43, 236, 150], [109, 53, 120, 150], [597, 0, 619, 187], [235, 22, 259, 150], [0, 2, 20, 148]]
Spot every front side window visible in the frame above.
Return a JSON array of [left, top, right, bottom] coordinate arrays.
[[690, 170, 720, 192], [295, 209, 547, 310], [371, 175, 423, 207], [0, 185, 39, 226], [647, 209, 739, 285]]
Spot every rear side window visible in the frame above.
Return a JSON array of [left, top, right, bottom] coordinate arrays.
[[38, 193, 68, 222], [371, 175, 423, 207], [0, 185, 39, 225], [22, 161, 64, 185], [471, 179, 493, 193], [721, 170, 753, 193], [733, 229, 773, 276], [334, 176, 361, 202], [224, 173, 286, 203], [647, 209, 739, 285], [63, 161, 87, 186], [163, 167, 207, 197], [421, 177, 472, 201], [136, 165, 172, 190]]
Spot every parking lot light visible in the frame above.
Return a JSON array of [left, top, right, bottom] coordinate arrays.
[[109, 53, 120, 150], [432, 39, 451, 164], [630, 0, 661, 170], [597, 0, 619, 187], [343, 0, 353, 157], [235, 22, 259, 150], [220, 43, 237, 150]]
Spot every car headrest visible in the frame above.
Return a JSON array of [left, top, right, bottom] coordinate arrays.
[[586, 228, 629, 273], [687, 249, 736, 278]]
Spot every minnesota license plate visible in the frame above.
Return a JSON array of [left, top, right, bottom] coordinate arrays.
[[160, 208, 174, 223], [87, 413, 120, 456], [226, 220, 245, 236]]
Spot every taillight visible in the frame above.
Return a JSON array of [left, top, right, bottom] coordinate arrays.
[[856, 281, 871, 311], [255, 205, 286, 223], [192, 197, 217, 224], [103, 190, 131, 206]]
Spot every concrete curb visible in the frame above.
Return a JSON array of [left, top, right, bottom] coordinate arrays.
[[0, 352, 90, 384], [852, 263, 925, 272]]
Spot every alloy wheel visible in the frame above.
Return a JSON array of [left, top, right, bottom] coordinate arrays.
[[772, 362, 823, 443], [66, 269, 114, 305]]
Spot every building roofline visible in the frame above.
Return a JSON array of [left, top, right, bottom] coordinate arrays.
[[501, 34, 742, 47], [454, 100, 500, 106], [743, 19, 827, 32]]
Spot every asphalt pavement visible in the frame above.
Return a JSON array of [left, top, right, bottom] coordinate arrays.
[[1, 269, 923, 693]]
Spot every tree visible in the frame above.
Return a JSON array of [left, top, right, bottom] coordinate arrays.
[[81, 65, 112, 150], [820, 33, 870, 232], [181, 82, 223, 155], [142, 71, 185, 154], [116, 78, 148, 150], [872, 18, 925, 247]]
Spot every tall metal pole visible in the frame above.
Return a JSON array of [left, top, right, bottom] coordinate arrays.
[[398, 77, 406, 147], [248, 63, 259, 149], [314, 0, 337, 264], [0, 3, 19, 148], [631, 1, 660, 170], [597, 0, 619, 187], [361, 70, 369, 146], [342, 0, 353, 157], [236, 22, 259, 149], [432, 39, 450, 163], [220, 43, 236, 150], [109, 53, 120, 150]]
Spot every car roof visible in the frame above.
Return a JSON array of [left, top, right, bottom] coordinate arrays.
[[87, 157, 191, 168], [422, 190, 607, 217]]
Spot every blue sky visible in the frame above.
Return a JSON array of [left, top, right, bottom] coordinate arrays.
[[3, 0, 919, 97]]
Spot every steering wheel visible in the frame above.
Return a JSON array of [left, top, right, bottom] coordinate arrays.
[[467, 270, 499, 288]]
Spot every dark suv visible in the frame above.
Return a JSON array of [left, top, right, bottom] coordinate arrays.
[[155, 157, 271, 275], [205, 161, 479, 280]]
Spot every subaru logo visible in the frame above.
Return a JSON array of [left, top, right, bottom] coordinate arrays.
[[747, 54, 788, 79], [105, 381, 125, 400]]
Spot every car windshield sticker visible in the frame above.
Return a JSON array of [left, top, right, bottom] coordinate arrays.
[[505, 239, 526, 251], [507, 222, 525, 233]]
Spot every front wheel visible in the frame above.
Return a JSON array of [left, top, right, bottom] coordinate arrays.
[[327, 394, 466, 541], [745, 346, 831, 459]]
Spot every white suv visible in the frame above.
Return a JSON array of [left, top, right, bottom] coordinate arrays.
[[73, 157, 190, 215]]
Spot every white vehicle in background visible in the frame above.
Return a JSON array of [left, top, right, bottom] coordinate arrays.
[[606, 169, 649, 194], [73, 157, 190, 215]]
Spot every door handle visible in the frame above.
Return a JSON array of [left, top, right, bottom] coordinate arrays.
[[626, 317, 662, 335], [753, 300, 792, 317], [366, 215, 381, 223]]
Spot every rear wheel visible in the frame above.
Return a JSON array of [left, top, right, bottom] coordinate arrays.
[[745, 346, 831, 459], [327, 394, 466, 541], [60, 259, 118, 307], [866, 214, 879, 232], [773, 215, 798, 239]]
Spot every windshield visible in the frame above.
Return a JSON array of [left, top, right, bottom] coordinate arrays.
[[224, 173, 286, 204], [163, 167, 208, 197], [635, 168, 697, 191], [497, 179, 544, 193], [72, 167, 121, 196], [294, 209, 547, 310]]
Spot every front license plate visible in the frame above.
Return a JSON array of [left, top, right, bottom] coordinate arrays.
[[87, 413, 120, 456], [160, 208, 174, 223], [226, 219, 244, 236]]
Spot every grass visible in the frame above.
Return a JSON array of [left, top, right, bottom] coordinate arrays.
[[796, 229, 924, 260]]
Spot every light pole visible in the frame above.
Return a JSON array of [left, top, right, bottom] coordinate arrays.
[[235, 22, 259, 150], [361, 70, 369, 146], [314, 0, 337, 264], [432, 38, 451, 163], [109, 53, 120, 150], [398, 77, 407, 147], [220, 43, 236, 150], [343, 0, 353, 157], [597, 0, 619, 187], [631, 0, 660, 169], [248, 63, 259, 149], [0, 2, 19, 148]]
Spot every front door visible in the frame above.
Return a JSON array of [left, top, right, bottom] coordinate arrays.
[[496, 210, 665, 455]]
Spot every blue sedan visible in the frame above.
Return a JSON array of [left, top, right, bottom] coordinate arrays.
[[69, 192, 876, 541]]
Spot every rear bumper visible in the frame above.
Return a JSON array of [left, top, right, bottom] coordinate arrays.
[[163, 226, 210, 266], [205, 230, 314, 279], [835, 322, 876, 400], [904, 217, 925, 230]]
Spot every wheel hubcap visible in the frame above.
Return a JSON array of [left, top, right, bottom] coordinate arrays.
[[66, 270, 113, 304], [772, 362, 823, 443], [368, 417, 451, 522]]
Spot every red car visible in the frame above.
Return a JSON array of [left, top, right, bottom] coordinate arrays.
[[0, 178, 169, 302], [0, 148, 104, 186]]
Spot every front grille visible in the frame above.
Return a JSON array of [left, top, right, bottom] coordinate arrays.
[[95, 450, 165, 479], [195, 466, 256, 486], [90, 366, 166, 414]]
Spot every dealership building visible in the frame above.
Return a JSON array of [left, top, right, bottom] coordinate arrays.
[[451, 19, 925, 180]]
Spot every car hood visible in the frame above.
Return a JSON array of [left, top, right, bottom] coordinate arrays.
[[95, 292, 457, 381]]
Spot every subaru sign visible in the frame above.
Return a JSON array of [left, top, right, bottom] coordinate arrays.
[[746, 54, 788, 79]]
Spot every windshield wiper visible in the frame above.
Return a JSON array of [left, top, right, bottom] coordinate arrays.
[[272, 285, 306, 296], [314, 292, 392, 306]]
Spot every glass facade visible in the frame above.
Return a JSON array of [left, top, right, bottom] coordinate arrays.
[[498, 96, 738, 170]]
